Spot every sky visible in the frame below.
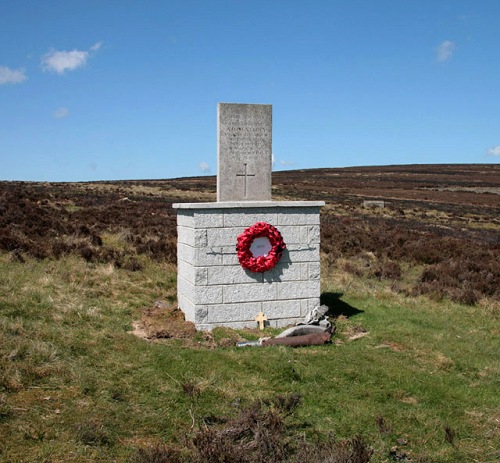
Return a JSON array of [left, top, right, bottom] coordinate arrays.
[[1, 0, 499, 182]]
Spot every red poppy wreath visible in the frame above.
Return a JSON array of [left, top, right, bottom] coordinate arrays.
[[236, 222, 286, 273]]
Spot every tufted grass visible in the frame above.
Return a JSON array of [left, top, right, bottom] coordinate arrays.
[[0, 253, 498, 462]]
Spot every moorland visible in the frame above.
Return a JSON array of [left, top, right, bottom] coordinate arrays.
[[0, 164, 498, 462]]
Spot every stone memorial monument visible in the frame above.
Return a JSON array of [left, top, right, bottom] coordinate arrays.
[[173, 103, 324, 330]]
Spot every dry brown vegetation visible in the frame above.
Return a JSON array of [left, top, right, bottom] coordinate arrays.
[[1, 164, 499, 305], [133, 394, 374, 463]]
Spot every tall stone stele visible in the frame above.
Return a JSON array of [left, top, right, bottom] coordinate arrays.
[[173, 103, 324, 330], [217, 103, 272, 202]]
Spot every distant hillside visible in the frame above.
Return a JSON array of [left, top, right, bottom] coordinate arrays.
[[1, 164, 498, 303], [272, 164, 500, 209], [156, 163, 499, 215]]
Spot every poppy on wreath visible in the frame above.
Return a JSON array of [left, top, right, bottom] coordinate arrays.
[[236, 222, 286, 273]]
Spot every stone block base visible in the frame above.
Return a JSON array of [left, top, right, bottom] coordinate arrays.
[[173, 201, 324, 330]]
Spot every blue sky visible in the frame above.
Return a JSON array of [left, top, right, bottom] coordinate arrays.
[[1, 0, 499, 182]]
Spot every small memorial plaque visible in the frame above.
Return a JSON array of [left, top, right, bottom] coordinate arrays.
[[250, 236, 272, 257], [217, 103, 272, 202]]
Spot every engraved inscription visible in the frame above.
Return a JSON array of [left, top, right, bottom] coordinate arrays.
[[223, 125, 270, 160]]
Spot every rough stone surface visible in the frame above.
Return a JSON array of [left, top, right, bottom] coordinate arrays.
[[217, 103, 272, 202], [207, 302, 262, 323], [223, 282, 277, 303], [173, 202, 323, 330], [223, 211, 278, 227]]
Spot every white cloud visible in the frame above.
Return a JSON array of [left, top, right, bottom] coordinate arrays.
[[0, 66, 27, 84], [54, 107, 69, 118], [41, 49, 88, 74], [487, 145, 500, 156], [90, 42, 102, 51], [272, 156, 296, 170], [41, 42, 101, 74], [436, 40, 456, 63], [199, 162, 210, 172]]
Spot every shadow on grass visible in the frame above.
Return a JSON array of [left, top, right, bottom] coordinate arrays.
[[321, 292, 364, 318]]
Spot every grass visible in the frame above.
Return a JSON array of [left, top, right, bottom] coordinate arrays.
[[1, 252, 498, 462]]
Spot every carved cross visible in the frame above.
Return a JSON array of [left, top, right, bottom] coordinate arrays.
[[236, 163, 255, 199], [255, 311, 268, 330]]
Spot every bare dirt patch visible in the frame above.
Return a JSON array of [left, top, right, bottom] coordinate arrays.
[[132, 301, 196, 341]]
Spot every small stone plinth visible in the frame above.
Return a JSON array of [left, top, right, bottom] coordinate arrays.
[[172, 201, 325, 331]]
